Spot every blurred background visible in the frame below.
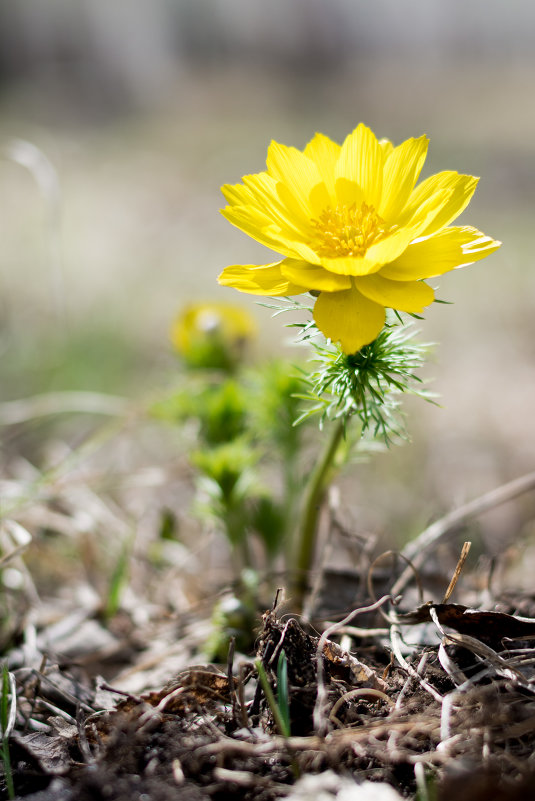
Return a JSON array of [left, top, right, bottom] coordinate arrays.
[[1, 0, 534, 571]]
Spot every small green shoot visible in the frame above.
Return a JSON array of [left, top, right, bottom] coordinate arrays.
[[414, 762, 437, 801], [255, 655, 291, 738], [103, 537, 132, 621], [276, 650, 291, 738]]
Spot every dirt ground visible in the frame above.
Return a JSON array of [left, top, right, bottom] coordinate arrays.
[[5, 474, 535, 801]]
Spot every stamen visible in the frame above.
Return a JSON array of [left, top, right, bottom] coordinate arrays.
[[313, 202, 389, 258]]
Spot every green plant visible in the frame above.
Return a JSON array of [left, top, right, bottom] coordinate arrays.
[[276, 650, 291, 738], [217, 123, 500, 608], [414, 762, 438, 801], [102, 537, 132, 621], [255, 651, 291, 738], [154, 355, 315, 576]]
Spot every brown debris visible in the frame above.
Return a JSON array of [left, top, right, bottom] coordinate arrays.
[[5, 583, 535, 799], [397, 601, 535, 648]]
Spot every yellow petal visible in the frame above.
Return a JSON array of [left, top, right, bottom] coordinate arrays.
[[380, 226, 502, 281], [243, 173, 311, 236], [335, 124, 384, 208], [364, 182, 457, 269], [313, 286, 385, 354], [218, 262, 307, 296], [309, 182, 333, 216], [280, 259, 351, 292], [266, 140, 321, 213], [364, 227, 421, 267], [304, 132, 341, 199], [320, 255, 381, 277], [356, 274, 434, 312], [378, 138, 394, 159], [402, 172, 479, 234], [379, 135, 428, 221], [422, 175, 479, 235], [221, 181, 256, 207], [224, 172, 311, 248], [400, 170, 458, 213], [334, 177, 366, 207], [276, 181, 319, 231], [223, 193, 318, 262], [221, 206, 293, 255]]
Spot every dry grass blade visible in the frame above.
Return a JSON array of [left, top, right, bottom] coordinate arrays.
[[0, 392, 128, 426], [442, 541, 471, 603], [389, 625, 444, 704], [0, 520, 32, 567], [394, 470, 535, 595], [367, 550, 424, 613], [2, 670, 17, 739], [329, 687, 393, 724]]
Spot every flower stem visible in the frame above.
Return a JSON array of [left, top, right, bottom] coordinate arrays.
[[292, 418, 346, 607]]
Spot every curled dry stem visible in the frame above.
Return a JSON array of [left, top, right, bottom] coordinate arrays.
[[313, 594, 394, 736]]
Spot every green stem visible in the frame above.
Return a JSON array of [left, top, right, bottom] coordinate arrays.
[[223, 501, 251, 572], [292, 419, 346, 607], [282, 452, 300, 562]]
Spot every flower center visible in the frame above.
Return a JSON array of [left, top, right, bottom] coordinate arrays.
[[312, 202, 389, 258]]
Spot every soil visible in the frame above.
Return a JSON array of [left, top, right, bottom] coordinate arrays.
[[6, 582, 535, 801]]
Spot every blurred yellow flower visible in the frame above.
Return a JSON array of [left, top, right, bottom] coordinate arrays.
[[171, 302, 256, 369], [218, 124, 501, 353]]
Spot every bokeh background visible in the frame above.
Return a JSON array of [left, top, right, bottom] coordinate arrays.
[[1, 0, 534, 571]]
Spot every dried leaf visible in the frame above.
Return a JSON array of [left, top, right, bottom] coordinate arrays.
[[397, 602, 535, 647], [322, 640, 388, 692]]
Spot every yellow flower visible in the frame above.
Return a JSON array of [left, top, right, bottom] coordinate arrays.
[[171, 302, 256, 369], [218, 124, 501, 353]]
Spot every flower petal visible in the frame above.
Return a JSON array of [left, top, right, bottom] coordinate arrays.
[[266, 141, 321, 213], [223, 172, 312, 246], [380, 226, 502, 281], [313, 286, 385, 354], [378, 138, 394, 159], [243, 173, 311, 235], [356, 274, 434, 312], [221, 181, 257, 207], [304, 132, 341, 199], [276, 181, 321, 232], [334, 177, 366, 207], [402, 171, 479, 234], [335, 124, 384, 208], [280, 259, 351, 292], [363, 186, 452, 267], [218, 262, 307, 296], [379, 135, 428, 222], [223, 177, 319, 262], [422, 175, 479, 235], [221, 205, 295, 255], [309, 182, 333, 216], [320, 255, 381, 277]]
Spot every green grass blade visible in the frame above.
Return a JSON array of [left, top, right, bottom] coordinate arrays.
[[276, 650, 291, 738], [255, 659, 290, 738]]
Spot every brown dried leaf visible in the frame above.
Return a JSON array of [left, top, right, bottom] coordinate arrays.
[[322, 640, 388, 692], [115, 665, 230, 715], [12, 728, 75, 775], [397, 602, 535, 648]]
